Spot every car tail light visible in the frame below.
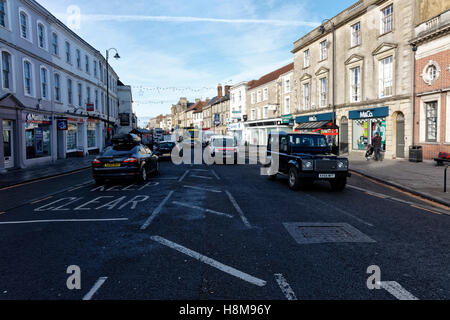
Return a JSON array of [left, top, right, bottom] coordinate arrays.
[[92, 159, 101, 164], [123, 158, 138, 164]]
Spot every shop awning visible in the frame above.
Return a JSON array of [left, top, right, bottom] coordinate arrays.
[[295, 121, 330, 130]]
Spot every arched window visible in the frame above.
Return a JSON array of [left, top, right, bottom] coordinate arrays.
[[37, 22, 46, 48], [51, 32, 58, 55], [40, 67, 49, 99], [19, 11, 29, 39], [54, 73, 61, 102], [1, 51, 12, 90], [0, 0, 8, 28], [23, 60, 33, 96]]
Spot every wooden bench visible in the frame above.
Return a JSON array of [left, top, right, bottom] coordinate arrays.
[[434, 152, 450, 166]]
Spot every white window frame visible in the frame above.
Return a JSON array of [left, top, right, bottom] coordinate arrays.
[[85, 54, 90, 74], [351, 22, 361, 47], [54, 73, 61, 102], [23, 58, 34, 97], [379, 56, 393, 98], [285, 97, 291, 114], [39, 66, 50, 100], [304, 49, 310, 67], [303, 82, 310, 110], [284, 79, 291, 94], [319, 77, 327, 107], [1, 49, 14, 92], [67, 78, 73, 105], [0, 0, 11, 31], [65, 41, 71, 64], [19, 8, 32, 43], [51, 32, 59, 56], [251, 109, 256, 120], [350, 66, 361, 103], [263, 88, 268, 101], [36, 20, 48, 51], [380, 4, 394, 35], [257, 90, 262, 103], [76, 49, 81, 69], [77, 82, 82, 107], [419, 94, 441, 143], [320, 40, 327, 60], [263, 106, 268, 119], [251, 92, 256, 104]]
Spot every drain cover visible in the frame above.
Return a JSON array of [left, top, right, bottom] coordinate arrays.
[[283, 223, 375, 244]]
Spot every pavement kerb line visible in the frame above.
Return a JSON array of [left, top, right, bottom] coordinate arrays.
[[0, 167, 91, 191], [350, 169, 450, 210]]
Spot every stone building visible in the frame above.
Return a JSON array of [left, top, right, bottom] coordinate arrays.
[[292, 0, 417, 159], [210, 84, 230, 135], [410, 5, 450, 159]]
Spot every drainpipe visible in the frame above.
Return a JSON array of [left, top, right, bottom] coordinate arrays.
[[411, 44, 417, 147]]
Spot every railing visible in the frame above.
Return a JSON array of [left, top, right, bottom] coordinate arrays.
[[426, 16, 440, 31]]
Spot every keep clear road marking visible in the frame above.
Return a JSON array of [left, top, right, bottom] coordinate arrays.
[[225, 190, 252, 228], [211, 170, 220, 180], [0, 218, 128, 226], [379, 281, 419, 300], [178, 170, 190, 183], [83, 277, 108, 300], [172, 201, 233, 218], [140, 191, 174, 230], [274, 274, 298, 300], [190, 175, 213, 180], [151, 236, 266, 287], [183, 185, 222, 193]]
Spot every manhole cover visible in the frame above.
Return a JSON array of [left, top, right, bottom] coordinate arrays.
[[283, 223, 375, 244]]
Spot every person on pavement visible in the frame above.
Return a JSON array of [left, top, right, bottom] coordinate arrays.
[[372, 132, 382, 161]]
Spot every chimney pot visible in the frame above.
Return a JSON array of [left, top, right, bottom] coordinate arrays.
[[217, 84, 223, 98]]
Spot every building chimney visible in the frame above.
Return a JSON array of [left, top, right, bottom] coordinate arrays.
[[224, 85, 231, 96], [195, 98, 200, 104], [217, 84, 223, 98]]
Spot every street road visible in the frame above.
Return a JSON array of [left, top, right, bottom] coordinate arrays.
[[0, 160, 449, 300]]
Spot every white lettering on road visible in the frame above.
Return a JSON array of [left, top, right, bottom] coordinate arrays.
[[95, 196, 125, 210], [74, 197, 113, 211], [118, 196, 149, 210], [0, 218, 128, 226], [34, 198, 77, 212]]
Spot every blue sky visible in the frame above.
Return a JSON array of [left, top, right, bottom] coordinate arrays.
[[39, 0, 356, 126]]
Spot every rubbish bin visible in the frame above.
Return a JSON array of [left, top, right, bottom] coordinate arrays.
[[409, 146, 423, 163]]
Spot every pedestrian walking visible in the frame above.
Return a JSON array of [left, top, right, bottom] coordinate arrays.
[[372, 132, 382, 161]]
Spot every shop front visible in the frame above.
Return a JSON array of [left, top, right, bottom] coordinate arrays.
[[349, 107, 388, 153], [227, 122, 244, 145], [244, 118, 294, 146], [295, 112, 338, 147], [24, 112, 52, 161], [87, 119, 101, 154]]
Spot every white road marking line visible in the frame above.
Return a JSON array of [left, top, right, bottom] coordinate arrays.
[[172, 201, 233, 218], [379, 281, 419, 300], [140, 191, 174, 230], [225, 190, 252, 228], [301, 192, 374, 227], [154, 177, 179, 180], [68, 186, 84, 192], [82, 277, 108, 300], [178, 170, 190, 182], [151, 236, 266, 287], [0, 218, 128, 225], [30, 196, 53, 204], [211, 170, 220, 180], [190, 175, 213, 180], [183, 185, 222, 193], [0, 212, 5, 215], [274, 274, 298, 300], [191, 169, 209, 172]]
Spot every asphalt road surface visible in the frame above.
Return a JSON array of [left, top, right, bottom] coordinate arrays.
[[0, 160, 449, 300]]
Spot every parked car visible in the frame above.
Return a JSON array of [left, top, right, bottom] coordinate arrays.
[[264, 132, 350, 191], [92, 134, 159, 184], [206, 135, 238, 163], [154, 141, 176, 159]]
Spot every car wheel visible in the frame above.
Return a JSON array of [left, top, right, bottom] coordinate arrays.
[[288, 167, 301, 191], [330, 178, 347, 191]]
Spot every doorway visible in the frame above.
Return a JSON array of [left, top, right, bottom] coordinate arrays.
[[396, 113, 405, 158], [3, 120, 14, 169]]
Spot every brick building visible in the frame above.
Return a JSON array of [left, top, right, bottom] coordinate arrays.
[[410, 9, 450, 159]]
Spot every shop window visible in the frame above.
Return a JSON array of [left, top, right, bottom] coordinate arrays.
[[426, 101, 438, 142], [67, 123, 77, 151], [25, 123, 51, 159], [352, 118, 386, 151], [87, 122, 97, 148]]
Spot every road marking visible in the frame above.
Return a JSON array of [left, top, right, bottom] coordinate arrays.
[[183, 185, 222, 193], [153, 177, 179, 180], [68, 186, 84, 192], [190, 175, 213, 180], [410, 204, 442, 215], [366, 192, 386, 199], [211, 170, 220, 180], [0, 168, 91, 191], [140, 191, 174, 230], [0, 212, 5, 215], [379, 281, 419, 300], [83, 277, 108, 300], [178, 170, 190, 182], [191, 169, 209, 172], [30, 196, 53, 204], [151, 236, 266, 287], [301, 192, 374, 227], [225, 190, 252, 228], [172, 201, 233, 218], [0, 218, 128, 226], [274, 274, 297, 300]]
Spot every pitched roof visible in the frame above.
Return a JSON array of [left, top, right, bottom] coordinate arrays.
[[186, 100, 206, 113], [211, 95, 230, 106], [248, 63, 294, 90]]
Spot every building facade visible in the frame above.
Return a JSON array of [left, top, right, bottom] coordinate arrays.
[[292, 0, 417, 159], [0, 0, 120, 172], [229, 81, 248, 145], [210, 85, 230, 135], [410, 6, 450, 159], [117, 82, 135, 134]]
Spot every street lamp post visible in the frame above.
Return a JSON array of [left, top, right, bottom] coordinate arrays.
[[105, 48, 120, 143]]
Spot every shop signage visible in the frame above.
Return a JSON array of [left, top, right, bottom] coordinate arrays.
[[25, 113, 52, 124], [86, 103, 95, 112], [67, 117, 84, 123], [228, 123, 242, 131], [296, 112, 335, 123], [349, 106, 389, 120], [57, 119, 68, 131], [282, 114, 293, 124], [214, 114, 220, 125]]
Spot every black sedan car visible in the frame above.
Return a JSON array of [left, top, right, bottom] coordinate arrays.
[[153, 141, 176, 159], [92, 135, 159, 185]]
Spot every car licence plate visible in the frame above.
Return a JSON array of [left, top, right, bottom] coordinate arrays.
[[104, 163, 120, 168], [163, 153, 170, 157], [319, 174, 335, 179]]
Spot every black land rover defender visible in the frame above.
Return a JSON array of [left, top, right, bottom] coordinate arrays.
[[264, 132, 351, 191]]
